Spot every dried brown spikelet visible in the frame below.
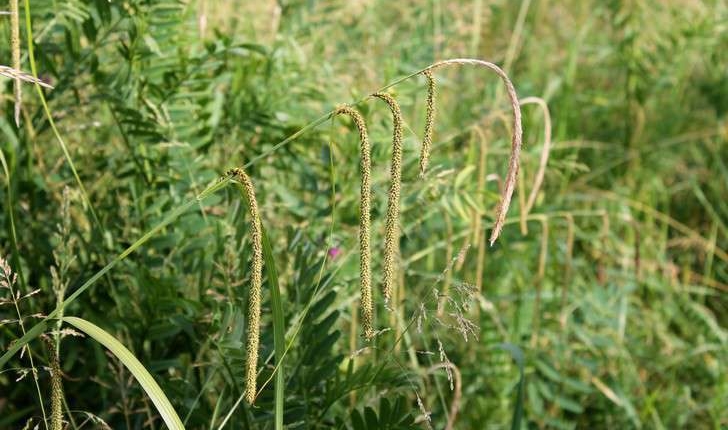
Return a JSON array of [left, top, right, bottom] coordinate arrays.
[[424, 59, 523, 246], [0, 65, 53, 88], [419, 70, 436, 177], [334, 105, 374, 340], [227, 167, 263, 404], [372, 92, 403, 307], [10, 0, 21, 126]]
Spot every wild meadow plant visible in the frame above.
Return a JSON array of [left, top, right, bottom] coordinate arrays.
[[1, 54, 527, 428], [4, 2, 727, 428]]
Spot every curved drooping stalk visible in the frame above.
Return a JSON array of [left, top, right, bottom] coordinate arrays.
[[518, 96, 552, 235], [228, 168, 264, 404], [372, 92, 404, 307], [420, 59, 523, 245], [334, 106, 375, 340]]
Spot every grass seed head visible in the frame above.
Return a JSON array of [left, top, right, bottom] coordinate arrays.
[[334, 105, 374, 340], [420, 70, 436, 177], [372, 92, 404, 307], [43, 337, 64, 430], [228, 167, 264, 404]]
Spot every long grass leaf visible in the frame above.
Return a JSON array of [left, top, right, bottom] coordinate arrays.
[[496, 343, 525, 430], [62, 317, 184, 430], [261, 228, 285, 430]]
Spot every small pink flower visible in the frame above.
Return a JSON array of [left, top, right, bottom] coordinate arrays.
[[328, 247, 342, 260]]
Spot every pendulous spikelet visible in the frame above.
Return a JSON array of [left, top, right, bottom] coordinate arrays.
[[10, 0, 21, 126], [228, 167, 263, 404], [372, 92, 403, 307], [334, 105, 374, 340], [419, 70, 436, 177], [423, 59, 523, 246]]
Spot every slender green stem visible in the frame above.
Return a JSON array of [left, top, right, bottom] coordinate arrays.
[[0, 150, 26, 291], [23, 0, 102, 231]]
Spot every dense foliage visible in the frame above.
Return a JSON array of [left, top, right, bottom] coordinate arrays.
[[1, 1, 726, 429]]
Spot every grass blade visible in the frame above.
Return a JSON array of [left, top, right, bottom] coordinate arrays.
[[261, 228, 285, 430], [496, 343, 526, 430], [62, 317, 184, 430]]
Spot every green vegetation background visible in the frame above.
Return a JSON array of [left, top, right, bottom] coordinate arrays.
[[1, 0, 726, 428]]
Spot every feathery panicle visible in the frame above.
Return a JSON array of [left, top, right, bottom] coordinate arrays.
[[419, 70, 436, 177], [372, 92, 403, 307], [519, 97, 552, 233], [10, 0, 21, 126], [228, 168, 263, 404], [334, 105, 374, 340], [425, 59, 523, 245]]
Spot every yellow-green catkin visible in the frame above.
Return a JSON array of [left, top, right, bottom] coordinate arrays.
[[10, 0, 21, 126], [228, 168, 263, 404], [419, 70, 436, 177], [372, 92, 403, 308], [48, 341, 63, 430], [334, 105, 374, 340]]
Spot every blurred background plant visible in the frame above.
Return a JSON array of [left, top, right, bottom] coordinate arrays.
[[1, 0, 726, 428]]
